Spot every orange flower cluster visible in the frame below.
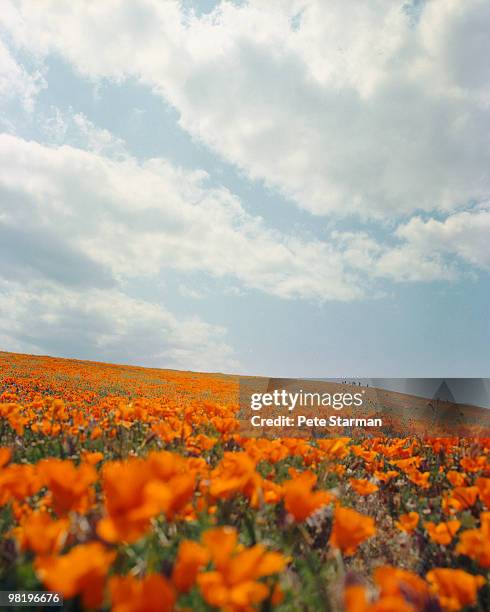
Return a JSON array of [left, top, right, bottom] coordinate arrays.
[[0, 352, 489, 611], [196, 527, 286, 610], [97, 452, 196, 543], [345, 566, 486, 612]]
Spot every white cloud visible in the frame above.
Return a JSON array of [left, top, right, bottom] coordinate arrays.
[[417, 0, 490, 103], [395, 208, 490, 270], [0, 133, 364, 301], [374, 244, 457, 283], [0, 37, 44, 111], [40, 108, 127, 158], [331, 205, 490, 283], [0, 279, 236, 372], [1, 131, 488, 303], [3, 0, 489, 217], [330, 230, 457, 283]]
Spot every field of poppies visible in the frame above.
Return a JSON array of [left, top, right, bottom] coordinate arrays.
[[0, 351, 489, 611]]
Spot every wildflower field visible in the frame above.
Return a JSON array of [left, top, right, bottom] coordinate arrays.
[[0, 351, 489, 611]]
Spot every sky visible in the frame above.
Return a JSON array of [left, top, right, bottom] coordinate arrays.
[[0, 0, 489, 377]]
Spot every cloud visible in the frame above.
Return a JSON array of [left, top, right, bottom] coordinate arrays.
[[0, 132, 364, 301], [3, 0, 489, 218], [0, 122, 247, 371], [330, 229, 456, 283], [395, 208, 490, 271], [417, 0, 490, 102], [0, 37, 44, 112], [331, 205, 490, 282], [39, 108, 127, 158], [0, 222, 116, 288], [1, 129, 488, 301], [0, 279, 236, 372]]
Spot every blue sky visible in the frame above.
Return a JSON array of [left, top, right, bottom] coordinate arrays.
[[0, 0, 489, 376]]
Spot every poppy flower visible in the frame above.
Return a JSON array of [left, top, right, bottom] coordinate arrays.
[[426, 568, 485, 611], [198, 571, 268, 610], [38, 458, 97, 515], [446, 471, 466, 487], [172, 540, 210, 593], [374, 566, 430, 609], [197, 526, 287, 611], [110, 573, 175, 612], [349, 478, 379, 496], [395, 512, 419, 534], [406, 469, 430, 489], [374, 469, 399, 483], [284, 472, 333, 521], [209, 452, 259, 501], [448, 486, 479, 511], [456, 512, 490, 568], [13, 511, 69, 556], [35, 542, 115, 608], [186, 434, 217, 453], [0, 463, 42, 506], [329, 506, 375, 556], [476, 476, 490, 508], [460, 456, 487, 473], [81, 451, 104, 466], [391, 457, 422, 471], [424, 520, 460, 545], [90, 426, 103, 440], [344, 584, 368, 612], [97, 456, 195, 543], [344, 577, 422, 612], [0, 447, 11, 468], [316, 438, 350, 459]]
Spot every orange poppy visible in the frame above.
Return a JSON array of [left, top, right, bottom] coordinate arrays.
[[35, 542, 115, 608], [283, 472, 333, 521], [97, 455, 195, 543], [344, 578, 421, 612], [110, 573, 175, 612], [426, 568, 485, 611], [395, 512, 419, 534], [0, 463, 42, 506], [316, 438, 350, 460], [81, 451, 104, 466], [197, 526, 287, 611], [374, 566, 430, 609], [460, 456, 487, 473], [344, 584, 368, 612], [448, 486, 479, 511], [391, 457, 422, 471], [374, 469, 399, 484], [0, 447, 11, 468], [38, 458, 97, 515], [97, 458, 161, 543], [424, 520, 460, 545], [456, 511, 490, 568], [476, 476, 490, 508], [172, 540, 210, 593], [446, 471, 466, 487], [329, 506, 375, 556], [406, 469, 431, 489], [209, 452, 259, 501], [350, 478, 379, 496], [13, 511, 69, 556]]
